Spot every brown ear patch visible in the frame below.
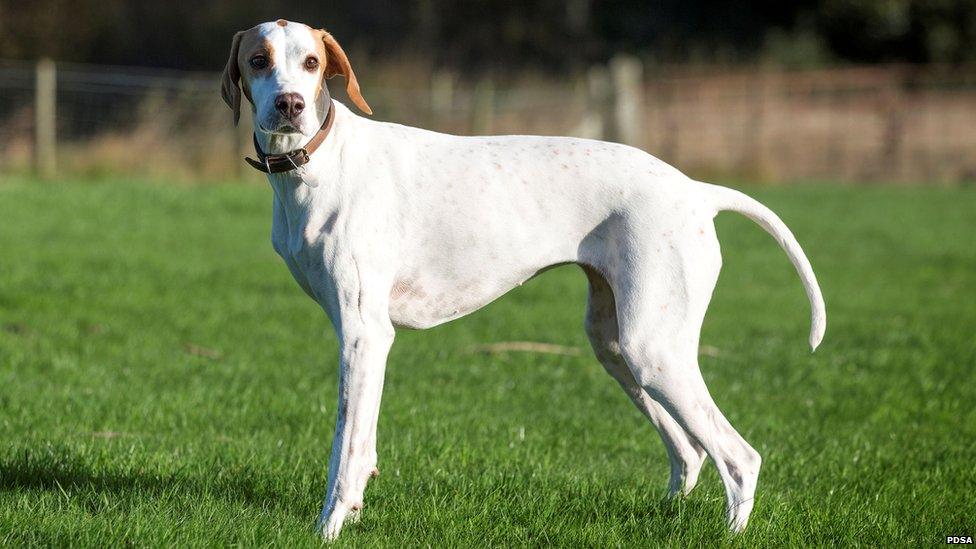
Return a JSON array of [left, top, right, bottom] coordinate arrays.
[[276, 19, 287, 27], [220, 26, 271, 125], [318, 30, 373, 115]]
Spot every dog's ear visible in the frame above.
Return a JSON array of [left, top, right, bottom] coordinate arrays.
[[221, 31, 244, 125], [320, 30, 372, 115]]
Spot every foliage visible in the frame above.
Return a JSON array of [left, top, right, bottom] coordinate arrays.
[[0, 1, 974, 72]]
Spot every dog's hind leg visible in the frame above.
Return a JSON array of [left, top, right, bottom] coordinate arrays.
[[582, 266, 707, 498], [611, 221, 761, 532]]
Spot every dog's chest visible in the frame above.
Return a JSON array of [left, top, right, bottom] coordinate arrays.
[[270, 194, 341, 296]]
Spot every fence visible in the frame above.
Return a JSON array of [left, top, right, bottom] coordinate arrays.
[[2, 58, 975, 183]]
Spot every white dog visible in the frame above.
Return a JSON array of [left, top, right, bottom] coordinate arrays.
[[221, 20, 826, 540]]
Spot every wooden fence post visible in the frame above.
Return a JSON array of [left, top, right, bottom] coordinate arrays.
[[576, 64, 611, 140], [610, 54, 644, 146], [235, 106, 252, 177], [431, 70, 455, 112], [430, 70, 455, 129], [880, 92, 905, 180], [35, 58, 57, 179], [743, 69, 766, 177], [470, 76, 495, 135]]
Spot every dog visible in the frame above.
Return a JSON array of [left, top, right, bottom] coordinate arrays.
[[220, 20, 826, 540]]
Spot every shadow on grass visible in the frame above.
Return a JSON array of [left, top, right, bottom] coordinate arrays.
[[0, 446, 317, 519]]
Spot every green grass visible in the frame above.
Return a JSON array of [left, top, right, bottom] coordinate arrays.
[[0, 177, 973, 547]]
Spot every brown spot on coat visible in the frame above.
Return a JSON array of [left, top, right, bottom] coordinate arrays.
[[390, 279, 428, 300], [276, 19, 288, 26], [231, 28, 276, 105], [315, 29, 373, 114]]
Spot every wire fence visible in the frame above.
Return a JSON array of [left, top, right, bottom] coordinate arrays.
[[2, 58, 975, 183]]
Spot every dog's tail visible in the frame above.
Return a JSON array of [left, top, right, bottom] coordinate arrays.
[[700, 182, 826, 351]]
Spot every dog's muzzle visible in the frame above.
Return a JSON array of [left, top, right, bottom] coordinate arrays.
[[245, 100, 335, 174]]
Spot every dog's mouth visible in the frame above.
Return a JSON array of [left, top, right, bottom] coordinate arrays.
[[275, 123, 303, 134], [260, 123, 303, 135], [257, 116, 308, 136]]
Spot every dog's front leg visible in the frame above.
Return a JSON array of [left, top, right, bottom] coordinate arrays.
[[316, 311, 394, 541]]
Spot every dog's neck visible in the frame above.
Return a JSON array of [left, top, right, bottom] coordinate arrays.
[[260, 107, 360, 225], [254, 89, 349, 205]]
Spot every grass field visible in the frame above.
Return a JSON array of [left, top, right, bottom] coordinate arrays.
[[0, 178, 973, 546]]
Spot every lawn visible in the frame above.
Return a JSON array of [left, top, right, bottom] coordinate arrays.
[[0, 177, 973, 547]]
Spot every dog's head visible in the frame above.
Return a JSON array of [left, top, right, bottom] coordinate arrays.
[[221, 20, 371, 135]]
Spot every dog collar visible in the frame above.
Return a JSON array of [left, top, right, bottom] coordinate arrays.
[[245, 101, 336, 174]]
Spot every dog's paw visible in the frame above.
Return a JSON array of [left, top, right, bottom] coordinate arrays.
[[347, 507, 362, 524], [318, 500, 365, 541], [318, 504, 349, 542]]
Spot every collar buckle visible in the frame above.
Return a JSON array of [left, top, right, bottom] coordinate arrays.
[[284, 149, 308, 172]]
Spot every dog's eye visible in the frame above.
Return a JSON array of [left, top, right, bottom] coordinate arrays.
[[304, 56, 319, 71], [250, 55, 268, 69]]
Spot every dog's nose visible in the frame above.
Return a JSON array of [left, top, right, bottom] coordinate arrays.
[[274, 93, 305, 119]]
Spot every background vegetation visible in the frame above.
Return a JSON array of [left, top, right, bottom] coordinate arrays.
[[1, 1, 975, 72]]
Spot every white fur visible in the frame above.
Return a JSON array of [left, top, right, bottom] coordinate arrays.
[[249, 22, 330, 139], [239, 21, 826, 541]]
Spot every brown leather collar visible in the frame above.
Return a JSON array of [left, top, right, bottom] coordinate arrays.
[[245, 101, 336, 174]]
